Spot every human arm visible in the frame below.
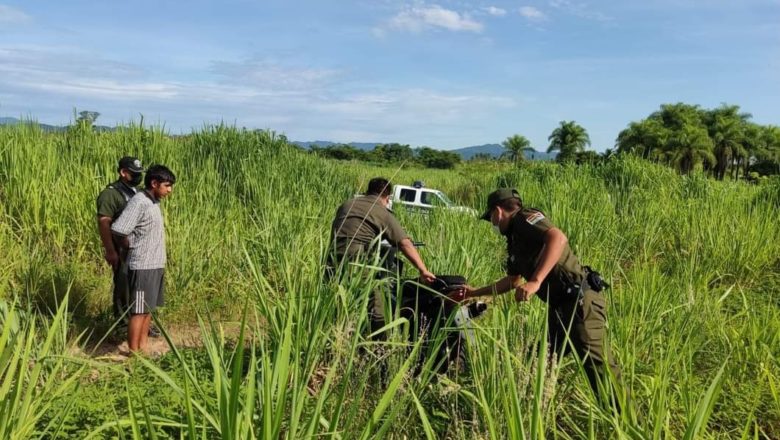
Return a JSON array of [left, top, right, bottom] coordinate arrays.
[[97, 216, 119, 268], [397, 238, 436, 283], [515, 227, 567, 302], [448, 275, 521, 302], [111, 198, 143, 246], [382, 210, 436, 283]]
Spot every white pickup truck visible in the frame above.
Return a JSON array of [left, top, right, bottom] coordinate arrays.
[[391, 181, 476, 215]]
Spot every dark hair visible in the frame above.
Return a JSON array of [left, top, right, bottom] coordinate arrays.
[[366, 177, 392, 197], [144, 164, 177, 188], [497, 197, 522, 212]]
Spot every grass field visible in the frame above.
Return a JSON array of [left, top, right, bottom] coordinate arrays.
[[1, 122, 779, 438]]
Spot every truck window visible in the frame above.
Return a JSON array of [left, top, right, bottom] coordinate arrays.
[[421, 191, 444, 206], [399, 188, 416, 202]]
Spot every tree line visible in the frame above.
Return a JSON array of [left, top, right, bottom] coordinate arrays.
[[495, 103, 780, 179], [615, 103, 780, 179], [67, 103, 780, 178], [309, 143, 462, 169]]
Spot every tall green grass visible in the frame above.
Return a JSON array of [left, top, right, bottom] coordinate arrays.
[[0, 296, 85, 439], [1, 122, 779, 438]]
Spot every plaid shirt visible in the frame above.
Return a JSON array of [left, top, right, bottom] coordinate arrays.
[[111, 191, 166, 270]]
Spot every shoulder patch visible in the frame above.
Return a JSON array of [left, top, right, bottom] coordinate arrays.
[[525, 211, 545, 225]]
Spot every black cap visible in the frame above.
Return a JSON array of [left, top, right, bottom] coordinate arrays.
[[118, 156, 144, 173], [480, 188, 521, 221]]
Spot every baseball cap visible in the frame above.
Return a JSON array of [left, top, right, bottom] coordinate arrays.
[[118, 156, 144, 173], [480, 188, 522, 221]]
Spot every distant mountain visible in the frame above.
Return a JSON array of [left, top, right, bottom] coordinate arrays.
[[292, 140, 381, 151], [448, 143, 556, 161], [449, 143, 504, 160], [0, 117, 65, 132], [521, 149, 557, 161], [0, 120, 556, 160], [293, 140, 555, 161], [0, 117, 113, 132]]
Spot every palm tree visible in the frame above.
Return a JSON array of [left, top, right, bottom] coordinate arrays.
[[501, 134, 534, 164], [704, 105, 750, 180], [761, 125, 780, 175], [615, 119, 667, 160], [651, 103, 704, 131], [547, 121, 590, 163], [709, 115, 745, 180], [742, 124, 780, 178], [740, 123, 765, 180], [668, 125, 715, 174]]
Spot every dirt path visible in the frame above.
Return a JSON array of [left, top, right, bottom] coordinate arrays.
[[76, 322, 249, 362]]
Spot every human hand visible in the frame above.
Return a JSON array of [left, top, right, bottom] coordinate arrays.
[[420, 270, 437, 284], [448, 285, 475, 303], [104, 249, 119, 269], [515, 280, 541, 302]]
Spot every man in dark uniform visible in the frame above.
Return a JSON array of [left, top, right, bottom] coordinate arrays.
[[96, 157, 162, 338], [453, 188, 621, 401], [328, 177, 436, 335], [97, 157, 144, 324]]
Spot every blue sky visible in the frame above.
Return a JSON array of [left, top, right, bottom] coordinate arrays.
[[1, 1, 778, 151]]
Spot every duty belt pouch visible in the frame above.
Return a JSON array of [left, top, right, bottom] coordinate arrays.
[[583, 266, 609, 292]]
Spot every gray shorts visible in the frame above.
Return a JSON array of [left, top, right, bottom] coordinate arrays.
[[127, 269, 165, 315]]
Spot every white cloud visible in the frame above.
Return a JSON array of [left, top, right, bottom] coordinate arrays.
[[0, 44, 517, 146], [0, 4, 30, 24], [0, 47, 339, 101], [306, 89, 516, 143], [314, 89, 514, 121], [484, 6, 507, 16], [385, 5, 483, 33], [0, 46, 143, 79], [28, 79, 181, 100], [519, 6, 547, 20]]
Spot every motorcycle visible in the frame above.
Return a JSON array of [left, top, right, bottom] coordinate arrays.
[[380, 240, 487, 374]]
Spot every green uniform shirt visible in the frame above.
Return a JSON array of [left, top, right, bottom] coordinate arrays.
[[97, 180, 137, 252], [330, 195, 409, 261], [505, 208, 585, 302], [96, 180, 137, 220]]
